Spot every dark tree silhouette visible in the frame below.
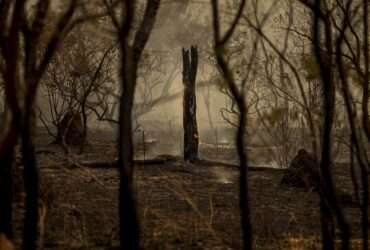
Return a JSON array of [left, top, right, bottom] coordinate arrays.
[[0, 0, 99, 248], [210, 0, 252, 249], [311, 1, 351, 249], [182, 46, 199, 162], [0, 139, 13, 239], [335, 2, 369, 248], [105, 0, 161, 248]]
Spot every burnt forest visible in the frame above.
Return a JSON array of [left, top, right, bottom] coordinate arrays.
[[0, 0, 370, 249]]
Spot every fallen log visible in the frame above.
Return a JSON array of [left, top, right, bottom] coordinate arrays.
[[76, 155, 283, 172], [76, 158, 171, 168], [192, 159, 282, 171]]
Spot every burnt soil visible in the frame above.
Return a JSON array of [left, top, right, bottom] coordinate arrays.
[[10, 129, 368, 250]]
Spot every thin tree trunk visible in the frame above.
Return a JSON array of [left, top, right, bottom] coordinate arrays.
[[350, 134, 360, 204], [336, 13, 369, 250], [79, 104, 88, 153], [237, 98, 253, 250], [360, 2, 370, 250], [337, 60, 369, 250], [312, 8, 350, 250], [362, 0, 370, 141]]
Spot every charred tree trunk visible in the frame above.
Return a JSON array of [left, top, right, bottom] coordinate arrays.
[[117, 1, 160, 249], [0, 134, 15, 239], [0, 111, 14, 240], [210, 1, 252, 247], [79, 104, 88, 153], [118, 51, 140, 250], [0, 2, 24, 240], [21, 109, 39, 250], [0, 117, 21, 242], [182, 46, 199, 162]]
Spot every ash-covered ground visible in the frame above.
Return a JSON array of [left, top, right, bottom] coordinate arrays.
[[10, 128, 367, 250]]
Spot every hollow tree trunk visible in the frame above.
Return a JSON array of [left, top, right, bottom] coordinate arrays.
[[182, 46, 199, 162]]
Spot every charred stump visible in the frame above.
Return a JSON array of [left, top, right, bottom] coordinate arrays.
[[182, 46, 199, 162], [56, 111, 84, 146], [281, 149, 356, 206], [281, 149, 320, 190]]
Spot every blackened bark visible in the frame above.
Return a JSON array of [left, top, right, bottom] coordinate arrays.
[[236, 98, 253, 250], [320, 198, 335, 250], [210, 1, 252, 248], [359, 151, 369, 250], [117, 1, 161, 249], [0, 0, 24, 239], [79, 105, 88, 153], [118, 71, 140, 249], [21, 109, 39, 250], [119, 19, 140, 248], [117, 0, 138, 246], [349, 135, 360, 204], [0, 142, 14, 239], [182, 46, 199, 162]]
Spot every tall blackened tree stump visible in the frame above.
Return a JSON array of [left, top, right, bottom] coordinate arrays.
[[182, 46, 199, 162]]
